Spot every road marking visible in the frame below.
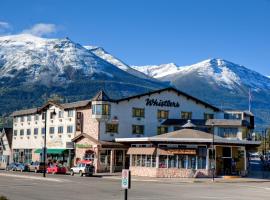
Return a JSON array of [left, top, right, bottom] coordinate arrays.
[[234, 184, 270, 191], [0, 173, 69, 182]]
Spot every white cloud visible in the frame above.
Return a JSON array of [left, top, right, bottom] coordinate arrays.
[[22, 23, 57, 37], [0, 21, 11, 35], [0, 21, 10, 29]]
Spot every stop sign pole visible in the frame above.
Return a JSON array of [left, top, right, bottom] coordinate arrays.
[[122, 169, 131, 200]]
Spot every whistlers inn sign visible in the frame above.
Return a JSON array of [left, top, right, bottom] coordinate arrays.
[[145, 98, 180, 108]]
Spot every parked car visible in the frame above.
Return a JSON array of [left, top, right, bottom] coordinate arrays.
[[47, 164, 67, 174], [6, 163, 19, 171], [6, 163, 29, 172], [29, 162, 47, 173], [70, 161, 95, 176]]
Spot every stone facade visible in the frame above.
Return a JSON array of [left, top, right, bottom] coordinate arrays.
[[76, 106, 99, 140], [130, 167, 211, 178]]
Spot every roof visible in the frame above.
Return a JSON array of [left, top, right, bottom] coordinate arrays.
[[92, 90, 110, 101], [225, 110, 254, 116], [116, 129, 260, 146], [206, 119, 249, 127], [114, 87, 220, 112], [152, 129, 223, 140], [11, 100, 91, 117], [161, 119, 206, 126], [72, 133, 126, 148], [0, 128, 13, 148], [182, 120, 196, 128]]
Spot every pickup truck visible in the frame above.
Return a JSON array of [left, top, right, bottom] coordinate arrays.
[[70, 162, 94, 176]]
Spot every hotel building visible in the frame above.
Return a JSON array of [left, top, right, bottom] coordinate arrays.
[[10, 87, 260, 177]]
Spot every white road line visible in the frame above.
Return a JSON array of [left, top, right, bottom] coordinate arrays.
[[0, 173, 68, 182]]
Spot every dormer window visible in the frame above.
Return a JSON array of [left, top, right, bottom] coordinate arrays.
[[92, 104, 110, 116]]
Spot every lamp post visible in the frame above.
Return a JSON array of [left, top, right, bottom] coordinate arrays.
[[211, 122, 215, 182], [42, 108, 56, 178], [43, 110, 47, 178]]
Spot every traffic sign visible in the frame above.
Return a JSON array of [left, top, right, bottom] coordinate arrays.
[[121, 169, 131, 189]]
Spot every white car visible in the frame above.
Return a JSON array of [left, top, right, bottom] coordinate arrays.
[[70, 162, 94, 176]]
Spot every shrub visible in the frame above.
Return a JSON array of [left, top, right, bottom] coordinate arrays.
[[0, 196, 8, 200]]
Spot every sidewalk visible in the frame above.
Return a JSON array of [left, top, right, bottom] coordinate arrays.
[[100, 174, 270, 184]]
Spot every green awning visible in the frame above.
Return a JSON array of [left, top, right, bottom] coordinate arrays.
[[34, 149, 66, 154]]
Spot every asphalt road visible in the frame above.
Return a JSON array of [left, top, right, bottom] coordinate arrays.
[[0, 171, 270, 200]]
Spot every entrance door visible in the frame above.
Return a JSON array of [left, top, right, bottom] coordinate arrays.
[[223, 158, 232, 175]]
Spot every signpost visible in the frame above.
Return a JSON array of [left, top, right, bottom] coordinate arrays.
[[121, 169, 131, 200]]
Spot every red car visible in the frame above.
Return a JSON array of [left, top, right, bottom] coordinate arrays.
[[47, 164, 67, 174]]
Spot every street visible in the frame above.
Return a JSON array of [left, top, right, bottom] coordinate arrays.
[[0, 171, 270, 200]]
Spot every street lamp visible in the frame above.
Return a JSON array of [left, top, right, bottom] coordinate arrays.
[[42, 108, 56, 178], [211, 122, 215, 182]]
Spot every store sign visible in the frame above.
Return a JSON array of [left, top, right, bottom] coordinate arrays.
[[121, 169, 131, 189], [76, 144, 92, 148], [145, 98, 180, 107], [167, 149, 196, 155]]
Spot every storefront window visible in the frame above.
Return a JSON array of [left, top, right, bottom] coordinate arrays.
[[24, 149, 32, 163], [178, 155, 186, 168], [146, 155, 151, 167], [100, 150, 111, 166], [159, 155, 168, 168], [197, 156, 206, 169], [13, 149, 19, 162], [132, 155, 136, 166], [136, 155, 142, 166], [168, 155, 177, 168], [115, 150, 123, 166], [141, 155, 146, 167], [187, 156, 196, 169]]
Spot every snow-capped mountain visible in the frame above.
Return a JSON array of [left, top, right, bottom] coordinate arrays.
[[134, 58, 270, 127], [131, 63, 178, 79], [84, 45, 155, 80], [0, 34, 164, 114]]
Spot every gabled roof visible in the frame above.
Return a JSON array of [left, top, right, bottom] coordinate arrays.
[[161, 119, 206, 126], [92, 90, 110, 101], [114, 87, 220, 111]]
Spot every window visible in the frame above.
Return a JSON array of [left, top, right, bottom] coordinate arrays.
[[58, 111, 64, 118], [20, 129, 24, 136], [132, 125, 144, 135], [50, 111, 56, 119], [204, 113, 214, 120], [24, 149, 32, 164], [14, 117, 18, 123], [218, 128, 238, 138], [42, 112, 46, 120], [41, 128, 45, 135], [106, 123, 118, 133], [68, 110, 74, 117], [27, 115, 31, 121], [34, 114, 39, 121], [67, 125, 73, 133], [157, 110, 169, 119], [181, 112, 192, 120], [58, 126, 63, 134], [34, 128, 38, 135], [132, 108, 145, 118], [49, 127, 55, 134], [187, 156, 196, 169], [20, 116, 24, 122], [159, 155, 168, 168], [92, 104, 111, 116], [157, 126, 168, 135], [13, 130, 18, 136], [168, 155, 177, 168], [26, 129, 31, 135]]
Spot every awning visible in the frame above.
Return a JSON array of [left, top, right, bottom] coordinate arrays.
[[34, 149, 67, 154], [127, 147, 156, 155]]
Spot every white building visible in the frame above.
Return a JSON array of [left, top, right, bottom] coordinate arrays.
[[0, 128, 12, 169], [10, 87, 259, 176]]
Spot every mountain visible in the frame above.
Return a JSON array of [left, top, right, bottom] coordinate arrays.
[[131, 63, 179, 79], [0, 34, 164, 115], [84, 45, 155, 80], [133, 59, 270, 127]]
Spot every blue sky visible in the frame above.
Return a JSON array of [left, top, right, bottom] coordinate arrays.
[[1, 0, 270, 75]]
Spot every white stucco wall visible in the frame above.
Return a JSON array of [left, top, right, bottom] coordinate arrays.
[[98, 90, 223, 141], [12, 105, 76, 149]]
